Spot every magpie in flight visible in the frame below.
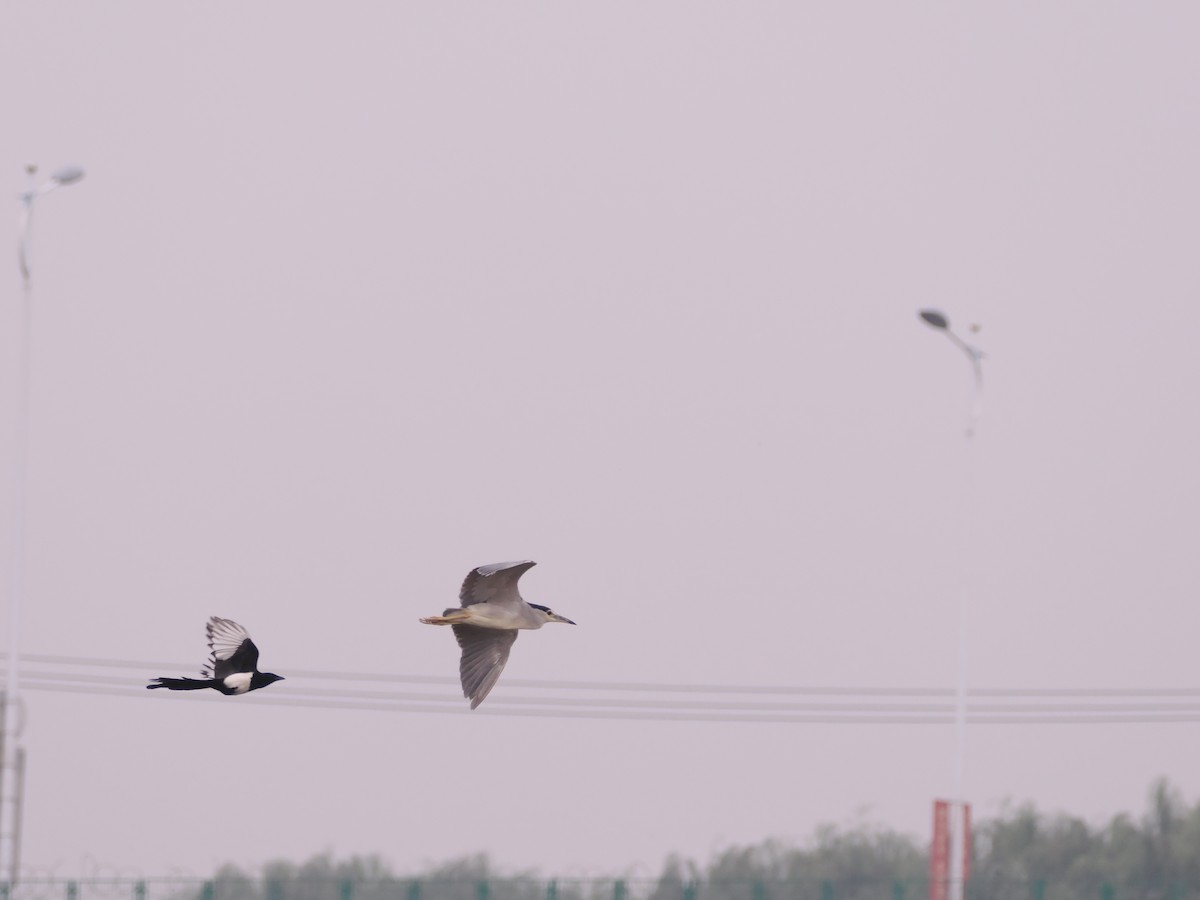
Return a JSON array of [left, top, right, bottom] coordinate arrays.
[[147, 616, 284, 695]]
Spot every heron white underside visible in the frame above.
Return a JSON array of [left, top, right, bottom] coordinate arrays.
[[456, 601, 548, 630]]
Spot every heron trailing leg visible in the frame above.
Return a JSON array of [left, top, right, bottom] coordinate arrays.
[[419, 609, 473, 626]]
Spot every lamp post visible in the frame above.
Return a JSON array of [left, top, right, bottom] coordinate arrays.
[[2, 163, 85, 886], [918, 309, 984, 438], [919, 309, 984, 900]]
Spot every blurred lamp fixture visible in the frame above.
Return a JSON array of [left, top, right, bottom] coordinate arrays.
[[17, 163, 85, 282], [917, 308, 985, 437]]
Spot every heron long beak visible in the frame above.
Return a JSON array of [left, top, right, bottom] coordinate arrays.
[[551, 614, 576, 625]]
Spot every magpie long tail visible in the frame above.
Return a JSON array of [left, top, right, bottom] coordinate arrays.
[[146, 677, 214, 691]]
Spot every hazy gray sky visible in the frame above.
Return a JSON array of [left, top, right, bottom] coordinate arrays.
[[2, 0, 1198, 883]]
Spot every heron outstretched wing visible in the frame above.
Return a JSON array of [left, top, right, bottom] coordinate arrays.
[[458, 560, 536, 608], [452, 624, 519, 709]]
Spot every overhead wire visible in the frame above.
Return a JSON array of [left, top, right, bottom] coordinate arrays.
[[19, 681, 1200, 724], [9, 653, 1200, 698], [6, 653, 1200, 725]]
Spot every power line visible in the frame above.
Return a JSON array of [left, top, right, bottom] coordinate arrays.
[[21, 671, 1200, 716], [23, 681, 1200, 724], [12, 672, 1200, 725], [7, 653, 1200, 699]]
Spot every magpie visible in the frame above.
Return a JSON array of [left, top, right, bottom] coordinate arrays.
[[146, 616, 285, 695]]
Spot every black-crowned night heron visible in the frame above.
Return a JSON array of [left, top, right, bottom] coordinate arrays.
[[420, 560, 576, 709]]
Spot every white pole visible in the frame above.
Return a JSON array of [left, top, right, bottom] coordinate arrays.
[[2, 163, 82, 885], [919, 310, 984, 900], [948, 534, 969, 900], [1, 170, 36, 887]]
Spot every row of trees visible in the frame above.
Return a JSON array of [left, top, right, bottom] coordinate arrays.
[[188, 781, 1200, 900]]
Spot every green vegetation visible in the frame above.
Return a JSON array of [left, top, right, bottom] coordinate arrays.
[[135, 780, 1200, 900], [970, 781, 1200, 900]]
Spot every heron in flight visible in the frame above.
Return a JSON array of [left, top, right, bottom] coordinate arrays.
[[420, 560, 575, 708]]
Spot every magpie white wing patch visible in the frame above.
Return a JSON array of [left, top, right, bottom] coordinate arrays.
[[222, 672, 253, 694]]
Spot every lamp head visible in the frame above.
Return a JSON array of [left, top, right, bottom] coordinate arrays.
[[918, 309, 949, 330], [50, 166, 85, 186]]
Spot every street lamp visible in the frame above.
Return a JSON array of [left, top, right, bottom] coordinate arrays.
[[3, 163, 85, 886], [18, 165, 85, 283], [918, 308, 985, 900], [918, 309, 984, 438]]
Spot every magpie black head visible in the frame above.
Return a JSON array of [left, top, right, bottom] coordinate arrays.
[[258, 672, 285, 686]]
